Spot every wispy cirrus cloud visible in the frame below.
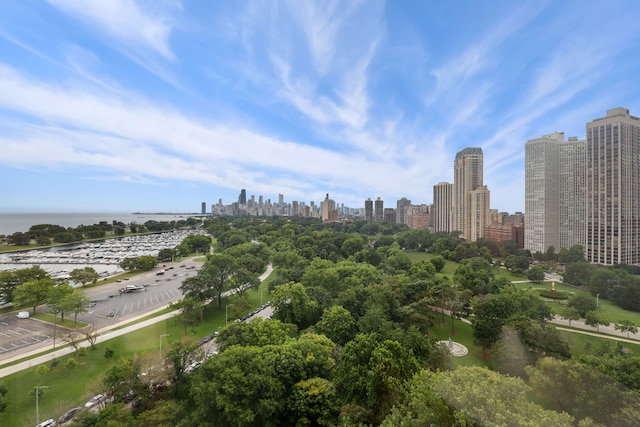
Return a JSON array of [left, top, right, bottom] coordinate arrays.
[[0, 64, 414, 204], [47, 0, 177, 59]]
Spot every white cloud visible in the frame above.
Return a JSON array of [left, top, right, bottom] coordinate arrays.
[[0, 65, 417, 206], [47, 0, 176, 59]]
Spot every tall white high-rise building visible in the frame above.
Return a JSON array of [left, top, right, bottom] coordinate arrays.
[[560, 137, 587, 250], [525, 132, 563, 254], [586, 108, 640, 265]]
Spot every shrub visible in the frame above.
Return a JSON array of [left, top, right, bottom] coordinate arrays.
[[538, 290, 569, 300]]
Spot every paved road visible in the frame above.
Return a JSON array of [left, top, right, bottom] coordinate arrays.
[[0, 265, 274, 378]]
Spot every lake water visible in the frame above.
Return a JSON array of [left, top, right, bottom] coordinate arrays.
[[0, 212, 206, 236]]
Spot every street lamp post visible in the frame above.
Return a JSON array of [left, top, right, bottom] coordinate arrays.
[[53, 310, 57, 350], [35, 385, 49, 425]]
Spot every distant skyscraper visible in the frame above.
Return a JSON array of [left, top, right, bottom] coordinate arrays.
[[201, 202, 206, 214], [453, 147, 484, 239], [321, 194, 336, 221], [384, 208, 396, 224], [586, 108, 640, 265], [365, 198, 374, 223], [396, 197, 411, 225], [468, 186, 490, 242], [433, 182, 453, 233], [239, 189, 247, 205], [374, 197, 384, 223]]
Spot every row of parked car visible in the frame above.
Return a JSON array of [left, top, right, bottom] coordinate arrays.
[[35, 391, 112, 426], [236, 302, 271, 323]]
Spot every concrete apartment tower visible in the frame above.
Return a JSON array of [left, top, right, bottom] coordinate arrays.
[[433, 182, 453, 233], [453, 147, 484, 240], [374, 197, 384, 223], [364, 198, 374, 223], [560, 136, 587, 250], [525, 133, 563, 254], [469, 185, 490, 241], [396, 197, 411, 225], [586, 108, 640, 265]]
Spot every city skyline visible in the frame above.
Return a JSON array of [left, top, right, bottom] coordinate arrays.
[[1, 1, 640, 213]]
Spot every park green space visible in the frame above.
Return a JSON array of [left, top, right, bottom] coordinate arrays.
[[0, 279, 272, 427], [513, 281, 640, 325], [6, 244, 640, 425]]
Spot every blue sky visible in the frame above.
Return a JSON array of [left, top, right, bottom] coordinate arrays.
[[1, 1, 640, 214]]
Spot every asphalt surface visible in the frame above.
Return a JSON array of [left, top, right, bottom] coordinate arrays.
[[0, 258, 202, 364], [0, 264, 274, 378]]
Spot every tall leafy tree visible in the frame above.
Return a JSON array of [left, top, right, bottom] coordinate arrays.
[[614, 319, 638, 338], [336, 334, 419, 423], [13, 278, 55, 314], [270, 281, 318, 329], [180, 253, 237, 307], [187, 345, 285, 426], [287, 378, 339, 427], [526, 357, 640, 426], [47, 283, 74, 321], [315, 305, 357, 346], [167, 338, 204, 390], [103, 357, 144, 403], [69, 266, 100, 287], [432, 367, 576, 426], [0, 266, 49, 303], [170, 297, 204, 337]]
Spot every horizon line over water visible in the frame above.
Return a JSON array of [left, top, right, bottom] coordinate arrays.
[[0, 212, 204, 236]]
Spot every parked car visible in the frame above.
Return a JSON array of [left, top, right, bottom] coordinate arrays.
[[17, 311, 29, 319], [58, 407, 82, 424], [35, 419, 56, 427], [84, 393, 106, 408]]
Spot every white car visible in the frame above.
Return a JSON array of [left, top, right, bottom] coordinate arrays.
[[35, 419, 56, 427], [84, 393, 106, 408], [17, 311, 29, 319]]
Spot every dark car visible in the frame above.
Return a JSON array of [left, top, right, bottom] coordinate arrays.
[[59, 406, 82, 423]]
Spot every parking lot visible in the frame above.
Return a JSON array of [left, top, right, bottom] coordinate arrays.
[[0, 315, 52, 355], [0, 259, 201, 362]]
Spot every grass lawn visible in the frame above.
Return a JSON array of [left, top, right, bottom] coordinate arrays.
[[560, 329, 640, 357], [0, 279, 272, 427], [513, 281, 640, 325], [32, 312, 88, 329], [429, 317, 491, 369]]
